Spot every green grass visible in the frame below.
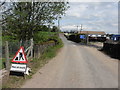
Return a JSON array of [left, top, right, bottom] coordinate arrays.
[[28, 38, 63, 75], [0, 60, 2, 70], [0, 58, 5, 69], [2, 38, 63, 88], [0, 58, 13, 70], [42, 43, 63, 60]]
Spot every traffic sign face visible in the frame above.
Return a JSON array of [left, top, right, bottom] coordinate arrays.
[[10, 64, 27, 72], [11, 46, 28, 63]]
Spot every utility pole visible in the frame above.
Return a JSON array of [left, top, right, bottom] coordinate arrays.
[[58, 18, 60, 30], [86, 31, 89, 45], [57, 16, 61, 36], [58, 16, 61, 32], [80, 24, 83, 33], [76, 26, 79, 32], [74, 24, 83, 33]]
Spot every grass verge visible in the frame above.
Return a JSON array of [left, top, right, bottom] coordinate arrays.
[[2, 38, 63, 88], [0, 58, 5, 70]]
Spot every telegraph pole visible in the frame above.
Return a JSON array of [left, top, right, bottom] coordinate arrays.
[[58, 18, 60, 30], [80, 24, 83, 34], [75, 24, 83, 33], [86, 31, 89, 45], [77, 26, 79, 32], [58, 16, 61, 32]]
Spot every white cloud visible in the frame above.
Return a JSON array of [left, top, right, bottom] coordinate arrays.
[[106, 4, 112, 8], [66, 4, 88, 18], [60, 2, 118, 34], [68, 0, 119, 2], [61, 25, 77, 31], [112, 24, 118, 26], [2, 0, 119, 2]]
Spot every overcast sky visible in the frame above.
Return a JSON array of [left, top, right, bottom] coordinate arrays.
[[57, 1, 118, 34], [1, 0, 119, 34]]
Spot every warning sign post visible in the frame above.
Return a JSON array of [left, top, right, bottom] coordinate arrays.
[[10, 46, 30, 77], [11, 46, 28, 63]]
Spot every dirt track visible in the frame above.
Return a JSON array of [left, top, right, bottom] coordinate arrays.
[[22, 34, 118, 88]]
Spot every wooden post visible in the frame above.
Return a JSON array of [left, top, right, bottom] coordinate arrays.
[[86, 31, 89, 45], [20, 39, 22, 47], [5, 41, 10, 71], [30, 38, 33, 58]]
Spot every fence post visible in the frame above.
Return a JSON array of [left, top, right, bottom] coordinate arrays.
[[5, 41, 10, 71], [30, 38, 33, 58], [38, 46, 41, 58], [20, 39, 22, 47]]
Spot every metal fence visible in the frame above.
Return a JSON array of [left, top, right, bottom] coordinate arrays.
[[2, 40, 31, 59], [2, 40, 55, 70]]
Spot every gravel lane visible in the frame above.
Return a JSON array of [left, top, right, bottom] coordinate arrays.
[[22, 34, 118, 88]]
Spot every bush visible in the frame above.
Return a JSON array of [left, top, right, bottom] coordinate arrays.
[[103, 42, 120, 59], [2, 35, 18, 42], [68, 34, 86, 43], [34, 31, 59, 44]]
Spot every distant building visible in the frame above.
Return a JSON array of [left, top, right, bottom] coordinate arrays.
[[78, 31, 106, 37], [78, 31, 106, 42]]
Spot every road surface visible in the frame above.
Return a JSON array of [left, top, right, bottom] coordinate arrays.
[[22, 34, 118, 88]]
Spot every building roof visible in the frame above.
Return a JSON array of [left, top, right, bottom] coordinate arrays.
[[79, 31, 105, 35]]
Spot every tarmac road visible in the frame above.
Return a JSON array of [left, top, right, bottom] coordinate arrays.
[[22, 34, 118, 88]]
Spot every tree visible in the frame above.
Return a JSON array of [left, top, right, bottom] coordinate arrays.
[[2, 2, 69, 41], [51, 26, 59, 32]]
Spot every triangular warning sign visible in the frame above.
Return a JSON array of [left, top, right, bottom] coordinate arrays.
[[12, 46, 28, 63]]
